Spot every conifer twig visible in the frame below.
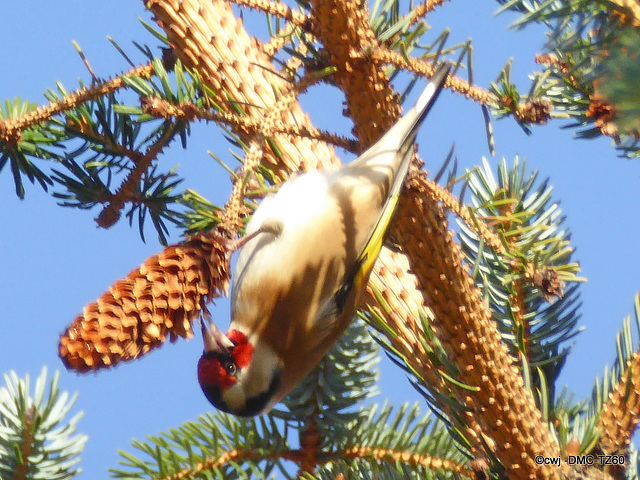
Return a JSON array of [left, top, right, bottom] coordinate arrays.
[[219, 141, 264, 235], [421, 177, 507, 256], [606, 0, 640, 27], [261, 23, 301, 58], [298, 420, 320, 475], [598, 350, 640, 455], [341, 446, 474, 477], [95, 121, 176, 228], [394, 173, 564, 478], [142, 97, 357, 151], [370, 46, 553, 124], [409, 0, 452, 25], [0, 62, 154, 145], [14, 408, 36, 480], [367, 46, 492, 104], [157, 449, 301, 480]]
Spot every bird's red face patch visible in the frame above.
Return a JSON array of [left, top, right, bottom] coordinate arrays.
[[197, 355, 237, 390], [227, 330, 253, 368], [197, 330, 253, 392]]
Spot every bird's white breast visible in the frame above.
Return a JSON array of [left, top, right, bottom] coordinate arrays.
[[248, 170, 334, 240], [230, 165, 384, 354], [231, 170, 341, 326]]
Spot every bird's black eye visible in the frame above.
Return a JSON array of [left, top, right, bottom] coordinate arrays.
[[223, 361, 238, 377]]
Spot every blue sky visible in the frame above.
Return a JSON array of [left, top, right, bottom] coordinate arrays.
[[2, 1, 640, 477]]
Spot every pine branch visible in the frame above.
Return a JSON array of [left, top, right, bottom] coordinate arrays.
[[111, 411, 290, 479], [299, 420, 321, 476], [0, 62, 154, 145], [310, 0, 400, 147], [495, 0, 640, 156], [341, 445, 473, 477], [422, 176, 507, 256], [368, 46, 493, 105], [0, 368, 87, 480], [1, 53, 194, 240], [113, 394, 470, 479], [14, 406, 36, 480], [456, 157, 583, 410], [141, 96, 358, 152], [155, 449, 296, 480], [393, 171, 568, 477], [410, 0, 451, 21], [146, 0, 341, 180], [95, 117, 179, 228], [596, 294, 640, 457]]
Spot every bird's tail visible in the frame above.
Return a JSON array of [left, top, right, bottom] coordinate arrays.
[[349, 63, 450, 196], [346, 63, 450, 302]]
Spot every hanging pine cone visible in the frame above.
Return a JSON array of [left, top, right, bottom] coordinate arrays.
[[59, 232, 230, 372]]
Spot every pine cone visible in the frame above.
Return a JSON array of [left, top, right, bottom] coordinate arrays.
[[59, 233, 230, 372]]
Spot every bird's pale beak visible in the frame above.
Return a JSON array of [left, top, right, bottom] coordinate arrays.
[[200, 317, 234, 353]]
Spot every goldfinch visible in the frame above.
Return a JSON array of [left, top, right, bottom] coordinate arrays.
[[198, 65, 450, 416]]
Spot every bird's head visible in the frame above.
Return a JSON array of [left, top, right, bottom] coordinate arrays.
[[197, 319, 281, 417]]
